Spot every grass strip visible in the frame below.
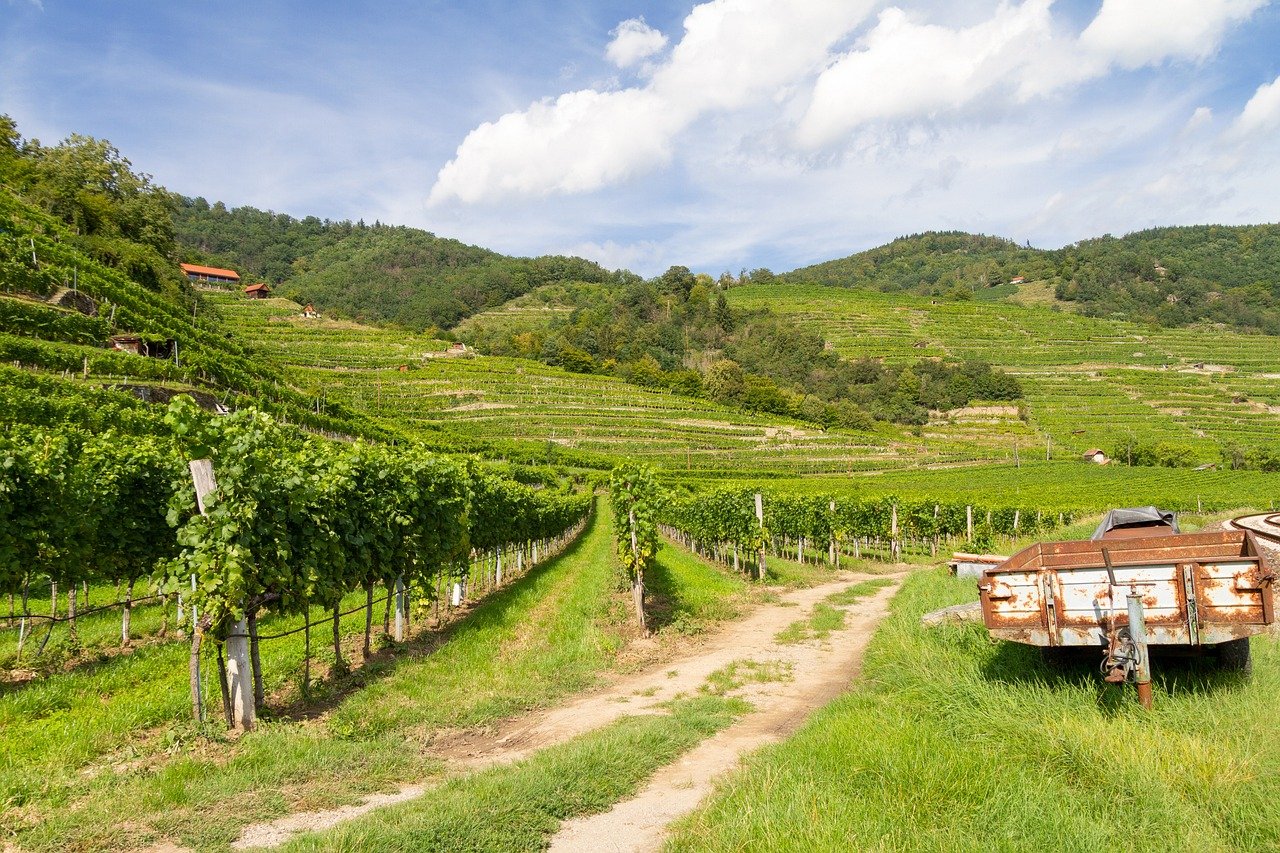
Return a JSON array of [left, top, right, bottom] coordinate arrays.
[[670, 568, 1280, 851], [280, 695, 748, 853], [823, 577, 895, 606], [774, 603, 846, 646]]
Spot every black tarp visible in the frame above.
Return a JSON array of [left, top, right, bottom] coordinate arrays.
[[1090, 506, 1179, 541]]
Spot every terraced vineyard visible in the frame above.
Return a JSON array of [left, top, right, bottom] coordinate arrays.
[[209, 294, 1040, 476], [730, 284, 1280, 462]]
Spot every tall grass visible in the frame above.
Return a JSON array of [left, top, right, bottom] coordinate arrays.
[[670, 568, 1280, 851]]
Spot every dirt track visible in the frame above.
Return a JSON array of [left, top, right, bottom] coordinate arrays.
[[233, 571, 903, 850]]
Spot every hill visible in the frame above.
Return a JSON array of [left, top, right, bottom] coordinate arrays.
[[174, 197, 619, 330], [782, 226, 1280, 334]]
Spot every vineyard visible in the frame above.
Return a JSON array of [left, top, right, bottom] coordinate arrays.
[[1, 396, 590, 728], [730, 284, 1280, 463], [7, 142, 1280, 851]]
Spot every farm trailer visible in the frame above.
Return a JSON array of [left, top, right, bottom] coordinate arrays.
[[977, 529, 1275, 706]]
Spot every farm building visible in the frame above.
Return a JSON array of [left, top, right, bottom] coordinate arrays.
[[1083, 448, 1109, 465], [180, 263, 240, 285], [301, 303, 319, 318], [244, 283, 272, 299], [1009, 275, 1026, 285], [110, 335, 175, 358]]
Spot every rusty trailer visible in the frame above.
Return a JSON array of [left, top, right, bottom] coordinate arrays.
[[978, 530, 1274, 702]]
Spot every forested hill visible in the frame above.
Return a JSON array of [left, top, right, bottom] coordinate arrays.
[[175, 198, 618, 331], [781, 226, 1280, 334]]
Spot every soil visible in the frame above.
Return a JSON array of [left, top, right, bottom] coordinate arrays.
[[230, 571, 904, 850]]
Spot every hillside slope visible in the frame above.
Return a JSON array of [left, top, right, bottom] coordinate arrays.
[[782, 226, 1280, 334], [174, 197, 620, 331]]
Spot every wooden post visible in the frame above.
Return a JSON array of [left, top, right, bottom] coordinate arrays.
[[966, 505, 974, 540], [891, 503, 900, 561], [755, 493, 767, 581], [629, 508, 646, 633], [394, 575, 407, 641], [829, 500, 837, 566], [190, 459, 254, 731]]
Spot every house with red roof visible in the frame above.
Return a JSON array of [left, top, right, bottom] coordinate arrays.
[[180, 263, 241, 285]]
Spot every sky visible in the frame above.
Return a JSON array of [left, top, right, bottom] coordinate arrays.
[[2, 0, 1279, 277]]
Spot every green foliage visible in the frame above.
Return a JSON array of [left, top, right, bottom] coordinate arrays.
[[1, 119, 180, 294], [458, 274, 1020, 426], [609, 463, 661, 583], [780, 226, 1280, 335], [172, 198, 618, 330]]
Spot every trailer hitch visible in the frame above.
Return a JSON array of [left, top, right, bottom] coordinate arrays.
[[1102, 628, 1136, 684], [1101, 589, 1154, 708]]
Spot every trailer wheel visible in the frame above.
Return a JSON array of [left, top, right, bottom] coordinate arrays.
[[1216, 638, 1252, 675]]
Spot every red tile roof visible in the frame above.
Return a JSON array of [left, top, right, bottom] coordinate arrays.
[[181, 263, 240, 280], [244, 283, 271, 293]]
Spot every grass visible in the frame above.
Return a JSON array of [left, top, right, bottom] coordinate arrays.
[[3, 503, 640, 851], [281, 695, 748, 853], [774, 603, 846, 646], [824, 578, 897, 606], [700, 660, 794, 696], [645, 540, 753, 634], [668, 568, 1280, 851]]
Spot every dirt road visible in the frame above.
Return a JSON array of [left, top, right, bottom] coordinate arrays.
[[233, 571, 902, 850]]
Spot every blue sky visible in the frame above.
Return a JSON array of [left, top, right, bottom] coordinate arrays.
[[3, 1, 1279, 276]]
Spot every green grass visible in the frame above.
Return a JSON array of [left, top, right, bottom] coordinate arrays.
[[824, 578, 896, 606], [774, 603, 846, 646], [4, 503, 638, 851], [700, 660, 794, 696], [644, 540, 753, 634], [281, 695, 748, 853], [669, 568, 1280, 851]]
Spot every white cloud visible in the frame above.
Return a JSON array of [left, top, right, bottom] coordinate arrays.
[[605, 18, 668, 68], [1184, 106, 1214, 133], [1080, 0, 1267, 68], [797, 1, 1056, 148], [1233, 74, 1280, 136], [419, 0, 1277, 276], [428, 87, 679, 205], [428, 0, 876, 205]]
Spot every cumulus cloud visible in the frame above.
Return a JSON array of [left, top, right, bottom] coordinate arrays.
[[428, 0, 1274, 216], [429, 0, 875, 205], [1080, 0, 1267, 68], [606, 18, 668, 68], [797, 1, 1056, 148], [1233, 74, 1280, 136]]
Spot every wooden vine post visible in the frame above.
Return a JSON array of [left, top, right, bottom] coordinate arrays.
[[189, 459, 255, 732], [610, 464, 658, 636], [629, 507, 645, 634], [755, 493, 767, 581], [828, 499, 837, 566]]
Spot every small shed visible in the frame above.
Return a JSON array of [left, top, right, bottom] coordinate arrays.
[[301, 303, 319, 319], [110, 335, 145, 356], [1010, 276, 1026, 285], [244, 283, 272, 299], [110, 335, 175, 359], [448, 342, 468, 354], [1083, 448, 1109, 465]]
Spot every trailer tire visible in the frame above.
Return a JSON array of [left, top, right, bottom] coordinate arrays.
[[1216, 638, 1252, 675]]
